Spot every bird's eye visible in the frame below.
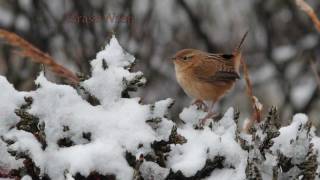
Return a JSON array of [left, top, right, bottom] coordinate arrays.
[[182, 56, 192, 61]]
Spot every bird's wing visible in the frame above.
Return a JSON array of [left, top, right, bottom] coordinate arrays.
[[193, 53, 240, 85], [206, 53, 235, 66]]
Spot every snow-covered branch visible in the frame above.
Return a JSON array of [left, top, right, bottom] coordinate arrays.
[[0, 36, 319, 180]]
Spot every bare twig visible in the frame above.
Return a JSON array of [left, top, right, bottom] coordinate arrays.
[[295, 0, 320, 32], [241, 57, 263, 133], [0, 29, 79, 85]]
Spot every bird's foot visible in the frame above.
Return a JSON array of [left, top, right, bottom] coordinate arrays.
[[192, 100, 208, 112]]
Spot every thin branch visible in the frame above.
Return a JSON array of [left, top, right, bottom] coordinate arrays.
[[0, 29, 79, 85], [296, 0, 320, 32], [241, 57, 263, 133]]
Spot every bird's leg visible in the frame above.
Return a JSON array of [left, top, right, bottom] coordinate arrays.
[[198, 101, 218, 127], [192, 99, 208, 112]]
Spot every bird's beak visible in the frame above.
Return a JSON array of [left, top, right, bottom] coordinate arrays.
[[170, 56, 176, 61]]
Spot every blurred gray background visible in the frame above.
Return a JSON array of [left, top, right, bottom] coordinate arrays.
[[0, 0, 319, 127]]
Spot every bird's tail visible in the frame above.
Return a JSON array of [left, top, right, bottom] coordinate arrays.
[[233, 30, 249, 54], [233, 31, 249, 74]]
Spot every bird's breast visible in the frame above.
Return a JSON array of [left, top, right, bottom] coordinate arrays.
[[175, 69, 234, 101]]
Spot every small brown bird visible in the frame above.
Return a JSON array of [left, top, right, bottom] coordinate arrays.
[[172, 32, 248, 126]]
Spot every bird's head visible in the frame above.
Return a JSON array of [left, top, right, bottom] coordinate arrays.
[[171, 49, 200, 69]]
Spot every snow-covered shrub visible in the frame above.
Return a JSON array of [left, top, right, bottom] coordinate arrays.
[[0, 36, 320, 180], [0, 36, 175, 180], [242, 107, 319, 180]]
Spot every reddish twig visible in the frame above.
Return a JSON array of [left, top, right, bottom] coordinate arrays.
[[296, 0, 320, 32], [241, 57, 263, 133], [0, 29, 79, 85]]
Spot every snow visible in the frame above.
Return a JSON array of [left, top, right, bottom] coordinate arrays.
[[275, 113, 308, 143], [0, 36, 172, 180], [0, 35, 320, 180], [0, 77, 25, 170], [311, 136, 320, 175], [149, 98, 175, 140], [168, 108, 247, 178], [205, 168, 241, 180], [139, 161, 169, 180], [0, 77, 25, 134], [82, 35, 143, 107], [179, 105, 206, 124], [272, 114, 310, 163], [21, 175, 32, 180], [94, 35, 135, 67]]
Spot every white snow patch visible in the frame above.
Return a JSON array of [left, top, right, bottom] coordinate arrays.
[[0, 77, 25, 169], [179, 105, 206, 125], [168, 108, 247, 178], [140, 161, 169, 180], [82, 36, 144, 107], [272, 114, 309, 163], [21, 175, 32, 180]]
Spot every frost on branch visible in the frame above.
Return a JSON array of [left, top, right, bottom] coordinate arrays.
[[1, 36, 320, 180]]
